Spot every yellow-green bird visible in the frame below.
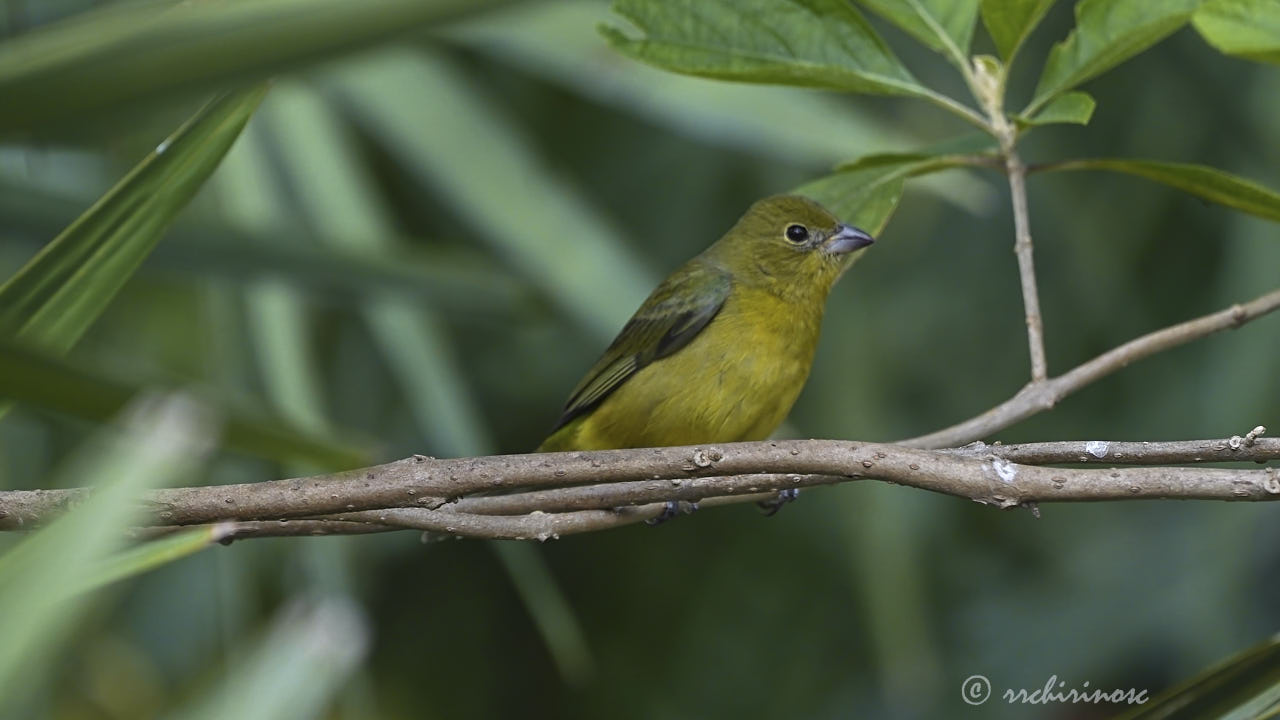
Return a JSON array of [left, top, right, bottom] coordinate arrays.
[[538, 195, 873, 453]]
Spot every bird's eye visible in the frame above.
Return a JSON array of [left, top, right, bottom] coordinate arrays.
[[784, 224, 809, 244]]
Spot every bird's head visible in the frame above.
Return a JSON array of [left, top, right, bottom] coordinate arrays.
[[707, 195, 874, 301]]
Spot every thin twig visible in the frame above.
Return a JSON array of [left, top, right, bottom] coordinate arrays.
[[1005, 148, 1049, 381], [903, 287, 1280, 448], [134, 519, 399, 541], [969, 54, 1048, 382]]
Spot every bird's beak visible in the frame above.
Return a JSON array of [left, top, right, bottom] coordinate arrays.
[[823, 224, 875, 255]]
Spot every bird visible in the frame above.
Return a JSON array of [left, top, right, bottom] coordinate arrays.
[[538, 194, 873, 457]]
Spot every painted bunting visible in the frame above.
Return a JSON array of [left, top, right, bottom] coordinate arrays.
[[538, 195, 873, 453]]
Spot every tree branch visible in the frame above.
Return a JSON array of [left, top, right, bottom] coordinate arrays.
[[3, 437, 1278, 541]]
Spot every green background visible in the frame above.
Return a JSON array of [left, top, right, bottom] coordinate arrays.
[[1, 1, 1278, 718]]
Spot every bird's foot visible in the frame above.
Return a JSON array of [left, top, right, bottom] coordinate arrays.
[[645, 500, 699, 526], [757, 488, 800, 516]]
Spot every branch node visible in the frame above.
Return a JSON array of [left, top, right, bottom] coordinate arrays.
[[1245, 425, 1267, 447], [1263, 470, 1280, 496], [1229, 304, 1247, 327]]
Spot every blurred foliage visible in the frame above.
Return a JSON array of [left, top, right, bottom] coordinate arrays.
[[1, 0, 1279, 719]]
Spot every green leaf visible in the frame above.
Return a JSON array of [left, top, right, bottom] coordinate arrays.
[[601, 0, 927, 97], [796, 151, 988, 233], [0, 0, 498, 134], [72, 525, 232, 596], [1042, 158, 1280, 223], [1194, 0, 1280, 65], [857, 0, 981, 59], [326, 49, 658, 342], [0, 86, 266, 356], [798, 168, 908, 236], [1026, 0, 1198, 116], [0, 340, 370, 468], [0, 181, 531, 318], [257, 83, 494, 459], [1014, 89, 1096, 126], [165, 598, 368, 720], [0, 394, 211, 707], [1115, 633, 1280, 720], [262, 86, 595, 690], [215, 119, 339, 475], [446, 0, 921, 167], [491, 542, 595, 687], [980, 0, 1056, 62]]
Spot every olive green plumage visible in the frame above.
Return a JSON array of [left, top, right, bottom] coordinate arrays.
[[538, 194, 873, 452]]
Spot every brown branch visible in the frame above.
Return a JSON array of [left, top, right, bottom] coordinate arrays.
[[134, 519, 400, 541], [902, 288, 1280, 449], [3, 437, 1278, 541]]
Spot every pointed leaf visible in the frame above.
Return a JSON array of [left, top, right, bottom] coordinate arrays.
[[1027, 0, 1198, 116], [1043, 158, 1280, 222], [491, 542, 595, 687], [165, 598, 369, 720], [1194, 0, 1280, 65], [796, 151, 987, 233], [0, 86, 266, 356], [261, 84, 494, 457], [0, 340, 370, 468], [72, 524, 233, 596], [445, 0, 922, 167], [600, 0, 928, 97], [1116, 633, 1280, 719], [0, 182, 530, 316], [0, 0, 498, 133], [981, 0, 1056, 61], [858, 0, 981, 58], [326, 49, 656, 341], [0, 394, 211, 706], [1015, 90, 1095, 126]]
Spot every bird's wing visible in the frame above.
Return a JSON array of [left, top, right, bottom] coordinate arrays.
[[551, 264, 732, 432]]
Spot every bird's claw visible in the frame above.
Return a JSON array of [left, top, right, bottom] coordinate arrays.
[[645, 500, 699, 526], [757, 488, 800, 516]]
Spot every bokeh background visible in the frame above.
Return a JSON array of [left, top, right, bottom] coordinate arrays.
[[2, 1, 1279, 718]]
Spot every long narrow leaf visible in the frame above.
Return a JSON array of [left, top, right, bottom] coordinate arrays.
[[0, 394, 212, 707], [0, 181, 532, 317], [0, 86, 267, 354], [264, 85, 596, 684], [1116, 633, 1280, 719], [166, 598, 369, 720], [1041, 158, 1280, 223], [0, 0, 496, 133], [326, 49, 656, 341], [0, 340, 369, 468], [72, 524, 233, 596]]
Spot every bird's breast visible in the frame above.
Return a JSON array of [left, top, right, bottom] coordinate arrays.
[[558, 284, 826, 451]]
